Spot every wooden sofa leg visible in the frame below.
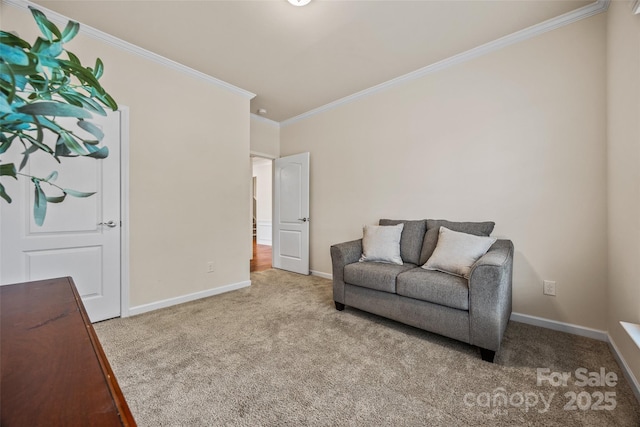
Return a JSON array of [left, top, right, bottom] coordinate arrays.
[[335, 302, 345, 311], [480, 348, 496, 363]]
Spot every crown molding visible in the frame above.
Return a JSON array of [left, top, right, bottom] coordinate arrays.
[[2, 0, 256, 100], [4, 0, 609, 121], [250, 113, 281, 128], [281, 0, 610, 127]]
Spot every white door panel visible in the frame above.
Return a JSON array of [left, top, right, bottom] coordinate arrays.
[[0, 110, 122, 322], [25, 246, 102, 296], [273, 152, 309, 275]]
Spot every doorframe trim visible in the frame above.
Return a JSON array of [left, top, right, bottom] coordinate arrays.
[[250, 150, 278, 160], [119, 106, 131, 318]]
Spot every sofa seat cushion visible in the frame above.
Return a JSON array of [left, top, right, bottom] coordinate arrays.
[[396, 268, 469, 310], [344, 262, 417, 293]]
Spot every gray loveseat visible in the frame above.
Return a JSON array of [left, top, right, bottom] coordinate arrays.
[[330, 219, 513, 362]]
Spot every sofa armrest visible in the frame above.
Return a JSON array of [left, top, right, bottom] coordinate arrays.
[[468, 239, 514, 351], [330, 239, 362, 304]]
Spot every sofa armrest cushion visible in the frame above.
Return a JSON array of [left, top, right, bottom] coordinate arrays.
[[330, 239, 363, 304], [473, 239, 512, 269], [468, 239, 514, 350], [331, 239, 363, 266]]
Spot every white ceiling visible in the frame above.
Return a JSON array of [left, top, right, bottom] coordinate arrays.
[[34, 0, 592, 122]]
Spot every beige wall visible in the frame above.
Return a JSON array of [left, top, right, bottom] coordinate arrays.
[[281, 14, 608, 330], [3, 5, 252, 307], [250, 115, 280, 158], [607, 0, 640, 387]]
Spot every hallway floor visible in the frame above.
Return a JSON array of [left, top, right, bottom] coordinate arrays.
[[250, 238, 272, 272]]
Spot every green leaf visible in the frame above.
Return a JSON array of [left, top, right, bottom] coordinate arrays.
[[66, 50, 81, 66], [77, 119, 104, 141], [0, 59, 24, 105], [57, 91, 84, 108], [46, 194, 66, 203], [18, 154, 29, 171], [93, 58, 104, 79], [19, 120, 53, 157], [63, 188, 95, 198], [85, 145, 109, 159], [44, 170, 58, 182], [50, 67, 67, 84], [26, 74, 48, 93], [32, 179, 47, 226], [35, 39, 63, 59], [59, 131, 87, 156], [0, 54, 39, 76], [61, 21, 80, 43], [0, 95, 12, 114], [35, 116, 64, 134], [23, 144, 40, 156], [17, 101, 93, 119], [58, 59, 103, 91], [54, 135, 73, 158], [0, 163, 17, 178], [0, 134, 13, 154], [58, 89, 106, 115], [33, 119, 44, 149], [33, 37, 49, 54], [98, 92, 118, 111], [1, 114, 34, 133], [0, 44, 29, 65], [19, 143, 40, 171], [29, 7, 62, 42], [0, 31, 31, 49], [0, 182, 11, 203]]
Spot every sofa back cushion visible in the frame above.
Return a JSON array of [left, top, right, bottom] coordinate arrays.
[[379, 219, 427, 265], [419, 219, 495, 266]]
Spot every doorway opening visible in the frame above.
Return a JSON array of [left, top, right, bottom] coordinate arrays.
[[251, 156, 273, 272]]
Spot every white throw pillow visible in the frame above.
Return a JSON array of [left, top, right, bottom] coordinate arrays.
[[359, 223, 404, 265], [422, 226, 497, 278]]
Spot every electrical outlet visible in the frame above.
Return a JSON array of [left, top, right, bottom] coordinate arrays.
[[207, 261, 215, 273], [543, 280, 556, 296]]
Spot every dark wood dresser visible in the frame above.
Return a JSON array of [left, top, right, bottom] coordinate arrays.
[[1, 277, 135, 426]]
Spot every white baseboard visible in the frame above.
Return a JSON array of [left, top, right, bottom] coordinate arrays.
[[128, 280, 251, 316], [608, 335, 640, 403], [310, 270, 332, 279], [510, 312, 608, 341], [509, 312, 640, 403], [309, 281, 612, 343]]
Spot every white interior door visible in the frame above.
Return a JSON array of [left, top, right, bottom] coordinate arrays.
[[0, 110, 122, 322], [273, 152, 309, 275]]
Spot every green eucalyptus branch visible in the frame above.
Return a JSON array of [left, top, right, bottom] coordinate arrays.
[[0, 6, 117, 226], [16, 171, 94, 197], [14, 171, 95, 225]]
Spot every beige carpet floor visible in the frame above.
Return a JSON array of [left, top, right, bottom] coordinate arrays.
[[94, 269, 640, 426]]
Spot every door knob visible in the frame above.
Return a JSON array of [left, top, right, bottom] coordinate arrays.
[[298, 217, 310, 222], [99, 220, 118, 228]]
